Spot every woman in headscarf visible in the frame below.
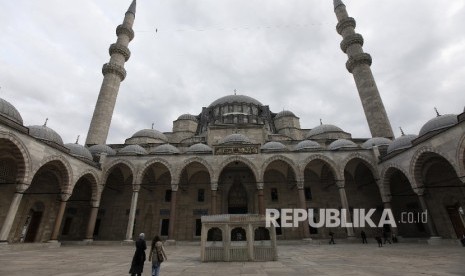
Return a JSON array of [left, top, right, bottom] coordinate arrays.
[[148, 236, 167, 276], [129, 233, 147, 276]]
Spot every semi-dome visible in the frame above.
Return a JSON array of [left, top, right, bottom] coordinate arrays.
[[0, 98, 23, 125], [261, 141, 287, 151], [131, 129, 168, 142], [328, 139, 358, 150], [295, 140, 322, 151], [65, 143, 93, 160], [28, 125, 63, 145], [220, 133, 252, 145], [187, 143, 212, 154], [361, 137, 392, 149], [387, 134, 418, 154], [419, 114, 458, 136], [88, 144, 116, 156], [150, 144, 180, 155], [275, 110, 296, 119], [208, 95, 263, 107], [177, 114, 198, 122], [118, 144, 147, 155], [306, 124, 344, 138]]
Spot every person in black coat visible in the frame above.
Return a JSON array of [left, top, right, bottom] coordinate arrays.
[[129, 233, 147, 276]]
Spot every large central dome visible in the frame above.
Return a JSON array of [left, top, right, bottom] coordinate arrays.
[[208, 95, 263, 107]]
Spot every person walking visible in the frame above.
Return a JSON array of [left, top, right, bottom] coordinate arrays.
[[361, 230, 367, 244], [383, 229, 392, 244], [149, 236, 167, 276], [329, 231, 335, 244], [129, 233, 147, 276]]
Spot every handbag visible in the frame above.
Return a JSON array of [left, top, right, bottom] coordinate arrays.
[[156, 246, 164, 263]]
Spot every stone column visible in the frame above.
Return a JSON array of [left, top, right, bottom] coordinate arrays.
[[224, 224, 230, 261], [247, 223, 254, 261], [0, 184, 28, 243], [125, 186, 139, 241], [168, 185, 178, 240], [336, 180, 354, 238], [297, 181, 310, 239], [211, 182, 218, 215], [417, 192, 439, 237], [84, 202, 99, 241], [257, 183, 265, 215], [49, 193, 71, 242]]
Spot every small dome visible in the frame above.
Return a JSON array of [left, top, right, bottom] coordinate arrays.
[[261, 141, 287, 151], [118, 145, 147, 155], [307, 124, 344, 138], [209, 95, 263, 107], [328, 139, 358, 150], [187, 143, 212, 154], [220, 134, 252, 145], [0, 98, 23, 125], [295, 140, 322, 151], [275, 110, 296, 119], [28, 125, 63, 145], [150, 144, 180, 155], [361, 137, 392, 149], [65, 143, 93, 160], [419, 114, 458, 136], [177, 114, 198, 122], [387, 135, 417, 154], [88, 144, 116, 156], [131, 129, 168, 142]]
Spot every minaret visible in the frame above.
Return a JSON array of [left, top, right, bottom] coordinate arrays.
[[86, 0, 136, 145], [333, 0, 394, 138]]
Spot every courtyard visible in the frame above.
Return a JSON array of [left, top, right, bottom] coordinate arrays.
[[0, 242, 464, 276]]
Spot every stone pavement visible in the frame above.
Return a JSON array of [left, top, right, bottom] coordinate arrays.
[[0, 242, 464, 276]]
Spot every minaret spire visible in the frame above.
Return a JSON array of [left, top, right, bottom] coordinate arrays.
[[86, 1, 136, 145], [333, 2, 394, 138]]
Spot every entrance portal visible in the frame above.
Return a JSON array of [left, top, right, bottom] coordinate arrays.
[[228, 178, 247, 214]]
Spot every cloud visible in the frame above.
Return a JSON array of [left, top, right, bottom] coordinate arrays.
[[1, 0, 464, 144]]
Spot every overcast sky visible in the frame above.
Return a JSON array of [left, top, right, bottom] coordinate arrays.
[[1, 0, 464, 145]]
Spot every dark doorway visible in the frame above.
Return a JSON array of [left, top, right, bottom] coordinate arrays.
[[446, 205, 465, 238], [24, 211, 42, 242], [160, 219, 169, 236]]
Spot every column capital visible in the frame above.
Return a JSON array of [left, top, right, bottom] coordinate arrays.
[[16, 183, 29, 193], [211, 182, 218, 191], [335, 180, 345, 188], [60, 193, 71, 202], [171, 184, 179, 192], [91, 200, 100, 208], [133, 184, 141, 192], [296, 180, 304, 189], [257, 182, 264, 190]]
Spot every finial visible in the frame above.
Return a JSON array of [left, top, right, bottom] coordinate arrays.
[[320, 118, 323, 126], [333, 0, 345, 9], [127, 0, 136, 15], [434, 107, 440, 117], [43, 118, 48, 127], [75, 135, 80, 144], [234, 89, 237, 95], [399, 127, 405, 136], [151, 123, 154, 129]]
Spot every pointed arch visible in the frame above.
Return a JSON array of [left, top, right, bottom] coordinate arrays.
[[261, 155, 300, 182], [175, 156, 214, 184], [0, 131, 32, 184], [72, 169, 100, 204], [457, 133, 465, 182], [381, 163, 415, 196], [340, 152, 380, 180], [300, 154, 341, 180], [29, 155, 73, 192], [216, 156, 260, 183], [102, 158, 136, 186], [137, 158, 174, 185], [410, 146, 461, 188]]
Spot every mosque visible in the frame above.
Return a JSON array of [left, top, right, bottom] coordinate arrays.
[[0, 0, 464, 245]]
